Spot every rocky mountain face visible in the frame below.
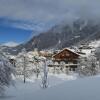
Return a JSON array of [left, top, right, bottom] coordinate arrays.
[[2, 19, 100, 55], [24, 19, 100, 49]]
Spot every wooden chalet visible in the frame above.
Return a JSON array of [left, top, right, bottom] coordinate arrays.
[[52, 48, 80, 71]]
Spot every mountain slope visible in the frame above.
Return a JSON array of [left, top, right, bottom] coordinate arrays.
[[2, 19, 100, 55], [24, 19, 100, 50]]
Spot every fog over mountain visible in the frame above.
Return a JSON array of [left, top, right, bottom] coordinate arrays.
[[1, 0, 100, 54], [0, 0, 100, 31], [1, 18, 100, 55]]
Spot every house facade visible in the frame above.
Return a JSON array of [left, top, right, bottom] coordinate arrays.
[[52, 48, 80, 71]]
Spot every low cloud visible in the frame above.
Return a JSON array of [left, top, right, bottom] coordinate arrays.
[[0, 0, 100, 30]]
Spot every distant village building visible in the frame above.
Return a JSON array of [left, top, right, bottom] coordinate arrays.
[[52, 48, 80, 71], [39, 50, 53, 59]]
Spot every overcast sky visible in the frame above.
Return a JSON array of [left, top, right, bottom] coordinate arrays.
[[0, 0, 100, 43]]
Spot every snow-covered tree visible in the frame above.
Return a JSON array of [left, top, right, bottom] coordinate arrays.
[[42, 59, 48, 88], [77, 55, 98, 77], [16, 48, 34, 83], [95, 47, 100, 68], [32, 56, 40, 78], [38, 57, 48, 88], [0, 53, 14, 95]]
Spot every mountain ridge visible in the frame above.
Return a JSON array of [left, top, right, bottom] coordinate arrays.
[[1, 19, 100, 55]]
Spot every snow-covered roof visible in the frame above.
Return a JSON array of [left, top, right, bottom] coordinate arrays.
[[53, 48, 80, 57]]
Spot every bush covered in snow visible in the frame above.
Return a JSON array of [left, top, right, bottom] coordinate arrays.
[[95, 46, 100, 67], [77, 55, 99, 77], [0, 56, 14, 95]]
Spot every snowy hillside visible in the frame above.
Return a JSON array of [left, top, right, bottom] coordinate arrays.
[[1, 76, 100, 100], [79, 39, 100, 57], [1, 19, 100, 55], [89, 40, 100, 48], [2, 42, 19, 47]]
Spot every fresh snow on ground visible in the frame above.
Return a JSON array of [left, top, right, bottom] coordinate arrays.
[[0, 73, 77, 100], [15, 73, 77, 87], [30, 76, 100, 100], [1, 74, 100, 100], [1, 76, 100, 100]]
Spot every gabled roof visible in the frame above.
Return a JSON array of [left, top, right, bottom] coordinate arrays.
[[53, 48, 80, 58]]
